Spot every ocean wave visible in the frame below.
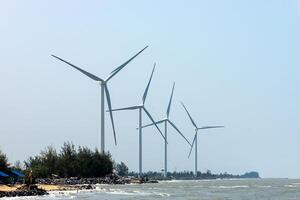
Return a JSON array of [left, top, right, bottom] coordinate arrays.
[[105, 190, 137, 196], [209, 185, 249, 189], [255, 185, 272, 188], [284, 185, 297, 188], [0, 196, 43, 200], [159, 180, 184, 183], [153, 192, 170, 197], [100, 188, 170, 197]]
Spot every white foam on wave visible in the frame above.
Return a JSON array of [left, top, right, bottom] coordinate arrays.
[[153, 192, 170, 197], [93, 185, 171, 197], [0, 192, 75, 200], [196, 179, 215, 182], [284, 184, 297, 188], [92, 187, 149, 196], [210, 185, 249, 189], [47, 190, 79, 199], [0, 196, 42, 200], [105, 189, 148, 196], [159, 180, 184, 183], [256, 185, 272, 188], [106, 190, 136, 196]]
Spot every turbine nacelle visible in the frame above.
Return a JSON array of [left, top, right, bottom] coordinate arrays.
[[140, 83, 191, 147], [181, 102, 225, 159], [107, 63, 167, 143]]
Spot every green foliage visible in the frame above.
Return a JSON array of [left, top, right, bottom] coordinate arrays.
[[0, 149, 9, 172], [59, 142, 77, 177], [76, 146, 93, 177], [24, 142, 113, 178], [116, 162, 129, 176], [24, 155, 48, 178], [88, 149, 113, 177]]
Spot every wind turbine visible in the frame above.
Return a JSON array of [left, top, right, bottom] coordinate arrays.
[[141, 83, 191, 178], [109, 63, 166, 177], [51, 46, 148, 154], [181, 102, 224, 178]]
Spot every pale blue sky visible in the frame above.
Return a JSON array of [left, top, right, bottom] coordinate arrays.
[[0, 0, 300, 178]]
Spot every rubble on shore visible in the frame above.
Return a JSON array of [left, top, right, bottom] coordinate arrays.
[[0, 185, 48, 198], [36, 173, 159, 185]]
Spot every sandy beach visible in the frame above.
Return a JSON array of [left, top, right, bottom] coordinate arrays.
[[0, 185, 21, 192], [0, 184, 74, 192]]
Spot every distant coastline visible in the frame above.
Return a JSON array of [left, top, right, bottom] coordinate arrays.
[[128, 171, 260, 180]]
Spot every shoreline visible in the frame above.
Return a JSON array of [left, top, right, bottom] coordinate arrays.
[[0, 184, 96, 198], [0, 178, 263, 198], [0, 177, 155, 198]]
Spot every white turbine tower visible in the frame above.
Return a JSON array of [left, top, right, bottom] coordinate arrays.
[[181, 102, 224, 178], [141, 83, 191, 178], [51, 46, 148, 154], [109, 63, 166, 177]]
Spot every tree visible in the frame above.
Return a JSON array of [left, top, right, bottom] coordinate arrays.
[[89, 150, 113, 177], [76, 146, 93, 177], [24, 155, 49, 178], [0, 149, 9, 172], [116, 162, 129, 176], [24, 146, 59, 178], [24, 143, 114, 178], [59, 142, 77, 177]]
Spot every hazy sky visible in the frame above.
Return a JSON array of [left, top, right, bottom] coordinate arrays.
[[0, 0, 300, 178]]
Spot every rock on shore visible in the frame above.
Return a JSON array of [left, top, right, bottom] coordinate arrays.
[[0, 185, 48, 198], [37, 173, 132, 185]]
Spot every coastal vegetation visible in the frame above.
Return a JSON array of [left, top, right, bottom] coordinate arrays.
[[116, 162, 129, 176], [0, 150, 9, 173], [1, 146, 259, 181], [24, 142, 113, 179]]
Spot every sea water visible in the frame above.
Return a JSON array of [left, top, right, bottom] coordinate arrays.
[[3, 179, 300, 200]]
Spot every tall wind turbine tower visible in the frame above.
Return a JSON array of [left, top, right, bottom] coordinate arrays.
[[109, 64, 166, 177], [141, 83, 191, 177], [181, 102, 224, 177], [52, 46, 148, 153]]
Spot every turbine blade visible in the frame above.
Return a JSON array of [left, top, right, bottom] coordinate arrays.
[[110, 45, 148, 74], [143, 107, 167, 143], [166, 82, 175, 118], [104, 85, 117, 145], [181, 102, 198, 129], [51, 55, 103, 82], [108, 46, 148, 80], [108, 105, 140, 112], [188, 133, 197, 158], [138, 119, 165, 130], [142, 63, 156, 104], [168, 120, 191, 146], [198, 126, 225, 130]]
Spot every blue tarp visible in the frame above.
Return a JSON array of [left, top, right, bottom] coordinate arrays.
[[11, 170, 25, 177], [0, 171, 9, 177]]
